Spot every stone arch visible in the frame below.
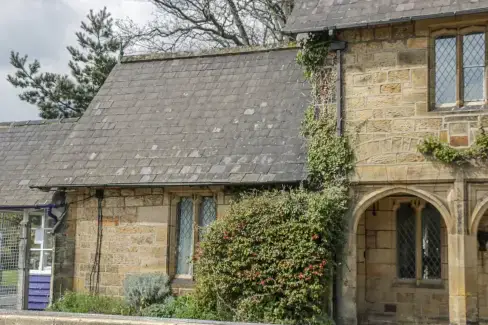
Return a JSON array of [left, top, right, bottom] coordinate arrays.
[[469, 196, 488, 234], [352, 185, 454, 235]]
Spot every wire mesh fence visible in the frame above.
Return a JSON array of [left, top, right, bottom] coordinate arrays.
[[0, 211, 22, 309]]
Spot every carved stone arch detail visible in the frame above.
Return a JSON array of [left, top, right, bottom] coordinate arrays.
[[351, 185, 454, 234]]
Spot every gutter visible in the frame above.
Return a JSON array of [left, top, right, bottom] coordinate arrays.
[[30, 180, 303, 190], [284, 8, 488, 34]]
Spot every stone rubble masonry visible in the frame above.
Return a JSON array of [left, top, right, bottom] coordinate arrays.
[[340, 19, 488, 184], [52, 186, 232, 297]]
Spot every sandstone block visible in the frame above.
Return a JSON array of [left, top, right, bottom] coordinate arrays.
[[449, 123, 469, 135], [135, 188, 152, 196], [374, 52, 397, 67], [392, 24, 414, 39], [372, 71, 387, 84], [392, 120, 415, 132], [381, 83, 401, 93], [121, 189, 135, 196], [104, 197, 124, 208], [354, 74, 372, 85], [402, 88, 427, 103], [398, 50, 427, 66], [143, 195, 164, 206], [388, 69, 410, 82], [366, 248, 394, 264], [137, 206, 169, 223], [376, 230, 394, 248], [450, 135, 469, 147], [375, 27, 391, 39], [367, 120, 392, 132], [411, 68, 427, 87], [125, 196, 144, 207], [385, 106, 415, 118], [382, 40, 407, 51], [407, 37, 428, 49]]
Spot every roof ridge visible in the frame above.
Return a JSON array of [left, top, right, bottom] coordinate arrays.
[[0, 117, 80, 128], [121, 45, 299, 63]]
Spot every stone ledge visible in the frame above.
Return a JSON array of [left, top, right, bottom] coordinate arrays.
[[0, 310, 271, 325]]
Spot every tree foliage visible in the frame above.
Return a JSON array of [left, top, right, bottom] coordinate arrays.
[[194, 188, 346, 324], [118, 0, 296, 53], [7, 7, 124, 119]]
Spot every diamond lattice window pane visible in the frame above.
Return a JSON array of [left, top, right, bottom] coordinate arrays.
[[421, 203, 441, 279], [397, 203, 416, 279], [199, 197, 216, 241], [176, 198, 194, 275], [463, 33, 485, 102], [435, 37, 457, 105]]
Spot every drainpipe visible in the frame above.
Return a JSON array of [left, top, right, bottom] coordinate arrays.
[[329, 35, 347, 136]]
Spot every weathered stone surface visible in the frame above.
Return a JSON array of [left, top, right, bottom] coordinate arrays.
[[407, 37, 428, 49], [450, 135, 469, 147], [388, 69, 410, 82]]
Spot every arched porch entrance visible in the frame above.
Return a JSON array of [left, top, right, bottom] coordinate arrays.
[[337, 186, 454, 325]]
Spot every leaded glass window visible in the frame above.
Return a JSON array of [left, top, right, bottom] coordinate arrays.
[[463, 33, 485, 102], [199, 197, 216, 241], [397, 203, 416, 279], [175, 196, 217, 276], [435, 37, 457, 105], [176, 198, 194, 275], [421, 204, 441, 279], [433, 30, 487, 108]]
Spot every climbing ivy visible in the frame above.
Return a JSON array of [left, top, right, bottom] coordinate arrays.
[[192, 35, 354, 325], [418, 128, 488, 165]]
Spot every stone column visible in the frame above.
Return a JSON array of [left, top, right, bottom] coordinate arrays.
[[336, 231, 357, 325], [448, 178, 478, 325]]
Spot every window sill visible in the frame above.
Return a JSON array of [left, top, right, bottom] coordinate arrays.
[[430, 104, 488, 114], [392, 279, 444, 290], [171, 277, 195, 289]]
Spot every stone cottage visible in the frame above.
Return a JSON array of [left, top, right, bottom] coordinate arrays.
[[284, 1, 488, 325], [30, 48, 309, 297], [0, 119, 76, 309]]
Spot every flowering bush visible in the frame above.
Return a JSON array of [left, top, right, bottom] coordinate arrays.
[[194, 187, 347, 324]]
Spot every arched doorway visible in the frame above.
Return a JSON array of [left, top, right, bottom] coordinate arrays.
[[347, 187, 452, 325]]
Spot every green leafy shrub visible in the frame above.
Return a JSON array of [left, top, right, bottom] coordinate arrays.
[[194, 187, 347, 324], [123, 273, 171, 309], [48, 291, 134, 315], [418, 129, 488, 165], [142, 295, 222, 320]]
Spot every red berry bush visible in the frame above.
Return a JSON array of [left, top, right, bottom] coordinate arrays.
[[194, 187, 347, 324]]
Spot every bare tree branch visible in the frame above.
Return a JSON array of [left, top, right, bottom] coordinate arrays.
[[117, 0, 296, 54]]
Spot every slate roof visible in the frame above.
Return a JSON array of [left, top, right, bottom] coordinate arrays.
[[34, 47, 310, 188], [284, 0, 488, 33], [0, 119, 77, 206]]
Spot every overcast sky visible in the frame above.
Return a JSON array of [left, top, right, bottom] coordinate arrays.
[[0, 0, 154, 122]]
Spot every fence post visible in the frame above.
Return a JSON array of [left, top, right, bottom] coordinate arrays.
[[16, 210, 30, 310]]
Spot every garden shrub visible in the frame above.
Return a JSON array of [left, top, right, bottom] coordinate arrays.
[[194, 187, 347, 325], [141, 295, 222, 320], [48, 291, 134, 315], [123, 273, 171, 309]]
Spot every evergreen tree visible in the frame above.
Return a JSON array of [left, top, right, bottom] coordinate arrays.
[[7, 7, 124, 119]]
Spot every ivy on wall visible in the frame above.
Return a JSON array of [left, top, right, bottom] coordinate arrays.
[[418, 129, 488, 165], [192, 35, 355, 324]]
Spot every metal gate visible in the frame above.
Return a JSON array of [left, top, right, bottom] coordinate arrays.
[[0, 211, 22, 309]]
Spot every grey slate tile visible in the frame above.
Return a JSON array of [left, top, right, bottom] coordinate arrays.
[[284, 0, 488, 32], [35, 48, 308, 188], [0, 120, 76, 205]]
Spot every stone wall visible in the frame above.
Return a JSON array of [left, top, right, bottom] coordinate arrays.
[[339, 16, 488, 183], [356, 196, 449, 324], [54, 186, 232, 296], [477, 211, 488, 321]]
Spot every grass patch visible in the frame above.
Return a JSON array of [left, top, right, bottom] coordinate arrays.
[[48, 292, 135, 315]]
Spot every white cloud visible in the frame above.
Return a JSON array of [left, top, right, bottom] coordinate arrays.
[[0, 0, 154, 122]]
